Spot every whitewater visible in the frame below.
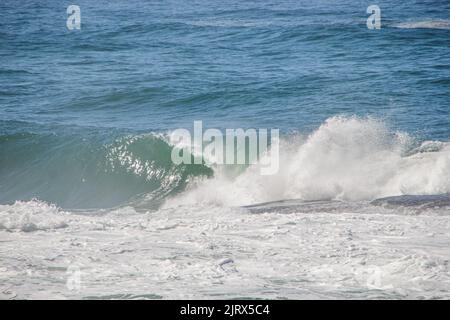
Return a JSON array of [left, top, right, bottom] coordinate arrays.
[[1, 117, 449, 299]]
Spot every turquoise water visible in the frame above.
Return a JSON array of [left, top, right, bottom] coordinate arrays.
[[1, 0, 449, 208]]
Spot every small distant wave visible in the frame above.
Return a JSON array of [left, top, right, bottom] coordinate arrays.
[[393, 20, 450, 30], [2, 117, 450, 210]]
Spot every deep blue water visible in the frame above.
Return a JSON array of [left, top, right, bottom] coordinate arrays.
[[0, 0, 449, 208]]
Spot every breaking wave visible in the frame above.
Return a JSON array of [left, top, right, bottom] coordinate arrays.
[[1, 116, 449, 210], [164, 116, 450, 207]]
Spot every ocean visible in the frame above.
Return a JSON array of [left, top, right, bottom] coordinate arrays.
[[0, 0, 449, 299]]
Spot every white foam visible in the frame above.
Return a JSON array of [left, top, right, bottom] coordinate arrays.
[[0, 199, 68, 232], [393, 20, 450, 30], [2, 203, 449, 299]]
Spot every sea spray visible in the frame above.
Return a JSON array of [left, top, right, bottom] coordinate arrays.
[[164, 116, 450, 208]]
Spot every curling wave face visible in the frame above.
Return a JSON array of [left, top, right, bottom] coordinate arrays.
[[392, 20, 450, 30]]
